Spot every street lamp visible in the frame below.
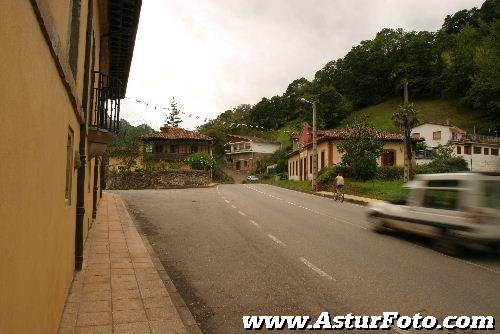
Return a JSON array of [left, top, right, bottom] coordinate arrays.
[[301, 98, 318, 191]]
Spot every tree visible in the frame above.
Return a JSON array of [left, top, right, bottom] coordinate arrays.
[[107, 120, 153, 171], [392, 101, 419, 181], [337, 116, 385, 181], [165, 97, 182, 127]]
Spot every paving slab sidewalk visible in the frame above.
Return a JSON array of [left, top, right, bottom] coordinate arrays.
[[58, 192, 199, 334]]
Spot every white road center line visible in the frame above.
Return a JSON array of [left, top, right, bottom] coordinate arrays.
[[267, 234, 286, 247], [247, 186, 368, 230], [249, 220, 260, 228], [299, 257, 334, 281], [238, 211, 247, 217], [231, 204, 237, 209], [224, 199, 230, 204]]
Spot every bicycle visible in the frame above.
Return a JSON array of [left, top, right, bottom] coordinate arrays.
[[333, 187, 344, 203]]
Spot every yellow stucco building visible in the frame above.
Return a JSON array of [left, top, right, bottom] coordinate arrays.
[[0, 1, 141, 333], [288, 123, 407, 181]]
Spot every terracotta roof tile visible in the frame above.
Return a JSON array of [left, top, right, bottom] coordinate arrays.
[[318, 128, 405, 141], [227, 134, 279, 144], [141, 125, 212, 141]]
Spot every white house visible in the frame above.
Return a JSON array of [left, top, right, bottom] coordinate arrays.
[[411, 122, 500, 171], [411, 122, 465, 148], [453, 134, 500, 172], [225, 135, 281, 172]]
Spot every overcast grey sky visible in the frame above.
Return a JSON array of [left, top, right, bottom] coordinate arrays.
[[121, 0, 484, 130]]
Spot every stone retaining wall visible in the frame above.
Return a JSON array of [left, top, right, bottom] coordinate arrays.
[[107, 169, 211, 190]]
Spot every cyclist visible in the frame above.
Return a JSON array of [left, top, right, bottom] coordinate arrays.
[[334, 173, 345, 198]]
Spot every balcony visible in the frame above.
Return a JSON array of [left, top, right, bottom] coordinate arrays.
[[88, 71, 123, 156]]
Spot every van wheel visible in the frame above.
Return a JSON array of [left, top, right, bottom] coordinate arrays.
[[433, 234, 464, 257], [369, 213, 386, 233]]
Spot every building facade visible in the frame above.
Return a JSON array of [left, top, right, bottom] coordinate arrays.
[[225, 135, 281, 172], [0, 1, 141, 333], [411, 123, 500, 171], [453, 134, 500, 172], [411, 122, 465, 164], [287, 123, 407, 181], [140, 125, 213, 164]]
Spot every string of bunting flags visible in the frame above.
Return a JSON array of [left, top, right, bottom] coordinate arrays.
[[122, 96, 295, 134]]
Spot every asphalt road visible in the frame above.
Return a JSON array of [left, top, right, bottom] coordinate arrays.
[[115, 184, 500, 333]]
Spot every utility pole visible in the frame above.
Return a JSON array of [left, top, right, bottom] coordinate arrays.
[[403, 79, 410, 182], [312, 101, 318, 191]]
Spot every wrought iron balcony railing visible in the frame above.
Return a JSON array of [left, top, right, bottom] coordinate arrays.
[[90, 71, 123, 134]]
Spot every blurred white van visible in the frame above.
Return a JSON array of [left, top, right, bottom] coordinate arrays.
[[367, 173, 500, 254]]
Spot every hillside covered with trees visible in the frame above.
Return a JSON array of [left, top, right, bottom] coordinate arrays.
[[200, 0, 500, 155]]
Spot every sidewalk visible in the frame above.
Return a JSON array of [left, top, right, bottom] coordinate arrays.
[[315, 191, 382, 206], [58, 193, 195, 334]]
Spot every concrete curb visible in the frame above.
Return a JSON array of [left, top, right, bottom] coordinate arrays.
[[313, 192, 372, 206], [261, 183, 374, 206], [118, 195, 203, 334]]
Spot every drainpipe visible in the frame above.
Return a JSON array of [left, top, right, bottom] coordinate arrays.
[[75, 0, 94, 271], [92, 157, 99, 219]]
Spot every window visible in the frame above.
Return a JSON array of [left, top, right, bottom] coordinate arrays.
[[381, 150, 396, 166], [309, 156, 313, 173], [65, 128, 74, 205], [191, 145, 198, 153], [484, 148, 489, 155], [474, 146, 482, 154], [154, 143, 163, 153], [422, 189, 459, 211], [492, 148, 499, 156], [245, 143, 251, 149], [289, 163, 292, 175], [68, 0, 82, 77], [145, 144, 153, 153], [295, 161, 298, 175], [244, 160, 248, 168], [170, 145, 179, 153], [433, 131, 441, 140], [464, 146, 471, 155], [456, 146, 462, 154], [320, 151, 325, 170], [412, 132, 420, 139]]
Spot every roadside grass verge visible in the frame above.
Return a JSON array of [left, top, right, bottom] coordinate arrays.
[[262, 178, 404, 201], [260, 179, 312, 193]]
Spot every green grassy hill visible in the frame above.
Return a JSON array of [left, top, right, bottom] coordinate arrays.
[[341, 98, 489, 133]]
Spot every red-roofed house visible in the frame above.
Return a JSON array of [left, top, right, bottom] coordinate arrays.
[[288, 123, 409, 181], [140, 125, 213, 163]]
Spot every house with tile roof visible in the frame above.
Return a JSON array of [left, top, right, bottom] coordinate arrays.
[[287, 123, 409, 181], [224, 134, 281, 172], [140, 125, 213, 163]]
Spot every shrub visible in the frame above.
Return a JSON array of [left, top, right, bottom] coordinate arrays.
[[278, 172, 288, 180], [415, 157, 469, 174], [185, 153, 216, 171], [376, 166, 404, 180]]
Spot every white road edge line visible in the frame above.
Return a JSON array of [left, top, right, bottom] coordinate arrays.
[[238, 210, 247, 217], [299, 257, 334, 281], [267, 234, 286, 247], [249, 220, 260, 228]]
